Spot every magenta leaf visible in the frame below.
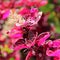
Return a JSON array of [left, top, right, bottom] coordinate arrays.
[[25, 51, 33, 60], [37, 32, 50, 46], [46, 49, 60, 57], [14, 44, 28, 51], [52, 39, 60, 48], [15, 52, 21, 60]]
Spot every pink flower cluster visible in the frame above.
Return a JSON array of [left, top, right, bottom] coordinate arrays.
[[7, 8, 60, 60], [0, 0, 60, 60]]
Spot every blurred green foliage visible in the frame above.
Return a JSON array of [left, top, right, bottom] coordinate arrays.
[[39, 0, 60, 33]]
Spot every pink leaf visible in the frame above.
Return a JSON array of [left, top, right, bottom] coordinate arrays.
[[53, 39, 60, 48], [46, 49, 60, 57], [25, 51, 33, 60], [14, 44, 28, 51], [37, 32, 50, 46], [15, 52, 21, 60]]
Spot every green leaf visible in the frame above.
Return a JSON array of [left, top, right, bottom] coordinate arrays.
[[39, 4, 54, 13], [49, 12, 55, 19], [56, 26, 60, 33], [9, 57, 14, 60]]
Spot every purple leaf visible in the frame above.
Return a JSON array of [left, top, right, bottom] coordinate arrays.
[[14, 44, 28, 51]]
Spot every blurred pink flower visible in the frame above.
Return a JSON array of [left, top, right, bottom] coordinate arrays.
[[19, 8, 30, 18], [26, 0, 48, 7], [8, 26, 23, 44], [19, 8, 42, 27], [15, 0, 48, 7], [0, 0, 48, 9], [0, 9, 10, 20], [2, 10, 10, 20]]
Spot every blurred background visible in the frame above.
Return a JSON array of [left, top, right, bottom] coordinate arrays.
[[0, 0, 60, 33]]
